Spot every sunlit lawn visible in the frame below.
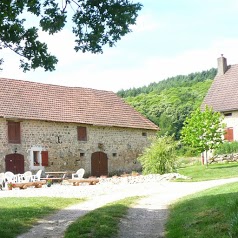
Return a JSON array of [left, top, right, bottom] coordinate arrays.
[[0, 197, 84, 238], [177, 162, 238, 181]]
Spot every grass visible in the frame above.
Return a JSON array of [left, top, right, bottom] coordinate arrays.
[[166, 182, 238, 238], [64, 196, 140, 238], [176, 161, 238, 181], [0, 197, 84, 238]]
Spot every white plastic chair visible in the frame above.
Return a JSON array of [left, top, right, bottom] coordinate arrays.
[[31, 170, 42, 182], [23, 171, 32, 182], [72, 168, 85, 179], [5, 171, 17, 183], [0, 173, 5, 189]]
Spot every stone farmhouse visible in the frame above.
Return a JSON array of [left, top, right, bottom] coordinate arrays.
[[202, 55, 238, 142], [0, 78, 158, 177]]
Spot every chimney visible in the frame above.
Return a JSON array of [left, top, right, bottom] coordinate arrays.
[[217, 54, 227, 75]]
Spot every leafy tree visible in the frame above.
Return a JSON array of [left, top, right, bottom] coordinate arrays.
[[181, 106, 224, 164], [0, 0, 142, 71], [124, 77, 213, 140], [117, 68, 217, 98], [138, 135, 178, 175]]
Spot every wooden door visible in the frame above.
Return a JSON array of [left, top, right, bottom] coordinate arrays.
[[91, 152, 108, 177], [5, 153, 24, 174]]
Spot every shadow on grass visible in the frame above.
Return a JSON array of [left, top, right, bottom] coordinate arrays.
[[166, 189, 238, 238], [0, 206, 57, 238], [210, 164, 238, 170], [0, 196, 83, 238]]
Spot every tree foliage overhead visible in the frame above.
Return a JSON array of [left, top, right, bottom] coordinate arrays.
[[0, 0, 142, 71], [118, 68, 216, 139]]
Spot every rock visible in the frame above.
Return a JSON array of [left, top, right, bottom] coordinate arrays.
[[98, 173, 190, 185]]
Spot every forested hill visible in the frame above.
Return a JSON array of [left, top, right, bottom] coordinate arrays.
[[117, 68, 217, 139]]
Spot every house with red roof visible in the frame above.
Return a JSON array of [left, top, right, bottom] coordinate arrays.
[[0, 78, 158, 176], [202, 55, 238, 142]]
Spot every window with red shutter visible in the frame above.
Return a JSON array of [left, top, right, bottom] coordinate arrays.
[[8, 121, 21, 144], [41, 151, 49, 166], [77, 126, 87, 141], [224, 128, 234, 142]]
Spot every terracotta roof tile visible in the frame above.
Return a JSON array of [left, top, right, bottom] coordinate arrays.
[[0, 78, 158, 130], [202, 64, 238, 112]]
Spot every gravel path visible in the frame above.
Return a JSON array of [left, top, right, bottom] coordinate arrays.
[[0, 176, 237, 238], [117, 177, 238, 238]]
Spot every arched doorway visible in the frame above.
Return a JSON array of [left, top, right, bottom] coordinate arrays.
[[91, 152, 108, 177], [5, 153, 24, 174]]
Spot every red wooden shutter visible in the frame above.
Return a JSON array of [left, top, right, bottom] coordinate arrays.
[[77, 126, 87, 141], [224, 128, 234, 141], [8, 121, 21, 143], [41, 151, 49, 166]]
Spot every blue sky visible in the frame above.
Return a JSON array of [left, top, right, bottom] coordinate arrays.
[[1, 0, 238, 92]]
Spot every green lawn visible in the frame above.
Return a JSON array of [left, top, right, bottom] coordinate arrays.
[[166, 182, 238, 238], [64, 196, 140, 238], [177, 162, 238, 181], [0, 197, 84, 238]]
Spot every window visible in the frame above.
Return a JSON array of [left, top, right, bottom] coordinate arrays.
[[8, 121, 21, 143], [33, 151, 40, 165], [224, 112, 232, 117], [142, 132, 147, 137], [77, 126, 87, 141], [30, 147, 48, 169], [224, 127, 234, 141]]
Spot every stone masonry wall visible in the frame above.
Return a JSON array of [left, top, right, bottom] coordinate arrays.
[[0, 118, 156, 175]]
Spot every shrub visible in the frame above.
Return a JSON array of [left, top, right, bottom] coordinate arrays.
[[214, 141, 238, 155], [176, 145, 200, 157], [138, 135, 178, 175]]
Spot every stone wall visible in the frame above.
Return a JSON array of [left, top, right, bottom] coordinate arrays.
[[0, 118, 156, 175], [209, 153, 238, 163]]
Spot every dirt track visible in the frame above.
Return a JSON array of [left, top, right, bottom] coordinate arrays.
[[13, 177, 238, 238]]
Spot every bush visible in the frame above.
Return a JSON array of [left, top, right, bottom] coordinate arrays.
[[138, 135, 177, 175], [214, 141, 238, 155], [176, 145, 200, 157]]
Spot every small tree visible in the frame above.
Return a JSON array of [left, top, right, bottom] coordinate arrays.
[[181, 106, 224, 165], [138, 135, 177, 175]]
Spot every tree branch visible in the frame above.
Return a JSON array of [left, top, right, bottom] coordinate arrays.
[[3, 43, 24, 58]]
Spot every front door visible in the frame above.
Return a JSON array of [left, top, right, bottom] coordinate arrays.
[[91, 152, 108, 177], [5, 153, 24, 174]]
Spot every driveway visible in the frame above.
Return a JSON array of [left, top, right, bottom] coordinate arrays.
[[13, 177, 238, 238]]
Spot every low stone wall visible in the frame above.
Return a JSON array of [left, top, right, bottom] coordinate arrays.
[[209, 153, 238, 163]]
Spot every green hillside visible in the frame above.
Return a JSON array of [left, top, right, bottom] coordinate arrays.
[[117, 68, 216, 139]]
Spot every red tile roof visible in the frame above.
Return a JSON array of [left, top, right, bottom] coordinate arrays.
[[202, 64, 238, 112], [0, 78, 158, 130]]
